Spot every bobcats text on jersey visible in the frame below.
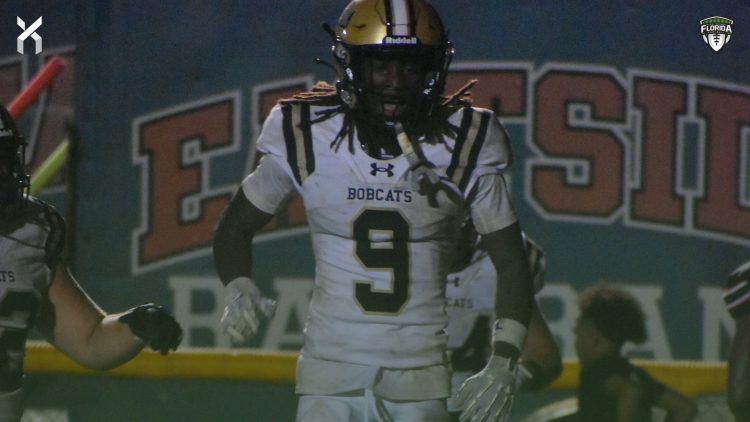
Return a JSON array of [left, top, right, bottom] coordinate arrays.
[[346, 187, 413, 203]]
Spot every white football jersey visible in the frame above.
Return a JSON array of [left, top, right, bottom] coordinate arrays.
[[0, 198, 64, 396], [244, 102, 515, 372]]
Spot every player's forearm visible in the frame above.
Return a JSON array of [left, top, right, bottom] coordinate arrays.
[[58, 315, 144, 370], [616, 390, 645, 422], [484, 223, 533, 326], [494, 278, 532, 329], [213, 193, 271, 285], [213, 221, 256, 285], [518, 302, 562, 391]]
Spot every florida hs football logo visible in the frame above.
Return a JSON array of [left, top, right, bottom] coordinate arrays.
[[700, 16, 733, 52]]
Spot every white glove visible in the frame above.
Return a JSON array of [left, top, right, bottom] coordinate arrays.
[[457, 318, 528, 422], [457, 355, 518, 422], [220, 277, 276, 343]]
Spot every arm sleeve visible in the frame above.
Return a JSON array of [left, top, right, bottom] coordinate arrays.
[[468, 173, 517, 235]]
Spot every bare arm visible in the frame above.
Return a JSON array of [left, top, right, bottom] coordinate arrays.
[[656, 386, 698, 422], [728, 314, 750, 421], [37, 267, 144, 370], [605, 374, 648, 422], [518, 299, 563, 391], [483, 222, 533, 330], [212, 191, 274, 285]]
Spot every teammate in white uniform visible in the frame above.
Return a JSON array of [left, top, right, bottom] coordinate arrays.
[[213, 1, 534, 421], [725, 261, 750, 421], [0, 104, 182, 421], [445, 226, 562, 416]]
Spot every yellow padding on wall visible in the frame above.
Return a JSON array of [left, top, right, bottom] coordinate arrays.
[[548, 359, 727, 398], [25, 342, 726, 396], [24, 341, 297, 383]]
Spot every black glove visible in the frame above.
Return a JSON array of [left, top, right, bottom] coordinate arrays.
[[118, 303, 183, 355]]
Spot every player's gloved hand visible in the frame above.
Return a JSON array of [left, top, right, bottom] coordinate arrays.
[[119, 303, 183, 355], [220, 277, 276, 343], [457, 354, 518, 422], [457, 318, 527, 422]]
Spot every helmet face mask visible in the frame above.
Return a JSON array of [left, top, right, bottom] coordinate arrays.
[[356, 48, 435, 124], [332, 0, 453, 134], [0, 106, 30, 218]]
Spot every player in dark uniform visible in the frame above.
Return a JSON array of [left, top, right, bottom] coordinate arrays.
[[0, 104, 182, 421], [724, 261, 750, 421], [574, 282, 697, 422]]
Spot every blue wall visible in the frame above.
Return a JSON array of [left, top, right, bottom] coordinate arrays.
[[1, 0, 749, 363]]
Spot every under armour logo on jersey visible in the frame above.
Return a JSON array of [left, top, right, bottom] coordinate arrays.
[[370, 163, 394, 177]]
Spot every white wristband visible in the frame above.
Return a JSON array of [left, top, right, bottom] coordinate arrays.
[[492, 318, 528, 350]]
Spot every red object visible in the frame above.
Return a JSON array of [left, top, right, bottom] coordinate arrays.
[[7, 56, 69, 119]]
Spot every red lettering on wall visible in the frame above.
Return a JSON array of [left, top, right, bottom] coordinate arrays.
[[138, 101, 234, 264], [531, 71, 626, 216], [695, 86, 750, 237], [630, 78, 687, 226]]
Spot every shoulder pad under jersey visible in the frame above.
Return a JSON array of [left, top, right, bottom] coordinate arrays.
[[445, 106, 512, 195]]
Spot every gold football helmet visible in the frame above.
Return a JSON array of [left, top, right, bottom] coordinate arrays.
[[331, 0, 453, 128]]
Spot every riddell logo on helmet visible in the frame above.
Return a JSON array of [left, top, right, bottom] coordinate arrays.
[[383, 36, 418, 45]]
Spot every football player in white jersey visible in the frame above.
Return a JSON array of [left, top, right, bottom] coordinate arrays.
[[213, 1, 534, 421], [725, 261, 750, 421], [0, 104, 182, 421], [445, 225, 562, 417]]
